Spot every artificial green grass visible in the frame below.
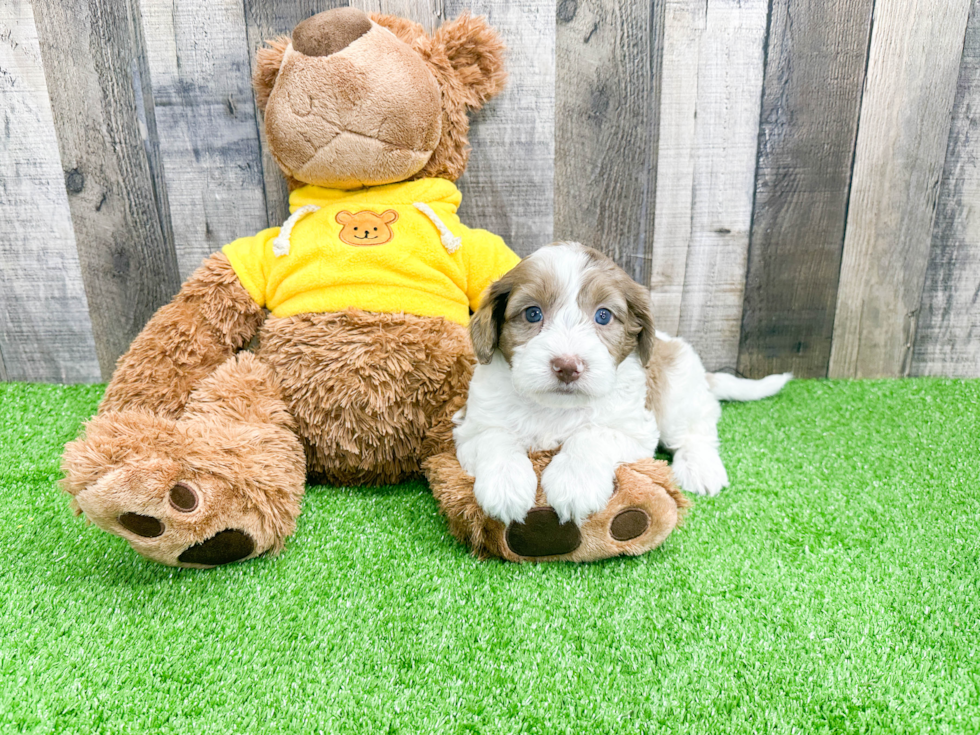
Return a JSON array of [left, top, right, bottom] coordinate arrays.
[[1, 379, 978, 734]]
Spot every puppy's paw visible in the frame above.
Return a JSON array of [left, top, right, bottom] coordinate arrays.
[[671, 446, 729, 496], [541, 452, 615, 526], [473, 455, 539, 526]]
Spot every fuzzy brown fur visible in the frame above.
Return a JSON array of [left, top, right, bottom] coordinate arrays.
[[100, 253, 265, 419], [256, 311, 473, 486], [64, 303, 468, 566], [425, 450, 689, 562], [64, 353, 306, 568]]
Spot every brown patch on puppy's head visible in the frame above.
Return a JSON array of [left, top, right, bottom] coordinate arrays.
[[470, 267, 515, 365], [579, 247, 656, 366], [253, 8, 507, 190], [470, 256, 565, 365]]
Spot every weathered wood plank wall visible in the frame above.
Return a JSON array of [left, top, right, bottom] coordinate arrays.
[[1, 0, 979, 382], [737, 0, 873, 379], [829, 0, 972, 378], [668, 0, 768, 373], [141, 0, 269, 279], [33, 0, 182, 378], [0, 0, 100, 383], [912, 0, 980, 377]]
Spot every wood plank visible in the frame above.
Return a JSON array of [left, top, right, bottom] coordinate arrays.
[[554, 0, 665, 283], [351, 0, 441, 31], [445, 0, 555, 257], [911, 1, 980, 377], [242, 0, 347, 229], [828, 0, 972, 378], [666, 0, 768, 372], [735, 0, 874, 379], [647, 0, 704, 336], [139, 0, 269, 280], [33, 0, 182, 380], [0, 0, 100, 383]]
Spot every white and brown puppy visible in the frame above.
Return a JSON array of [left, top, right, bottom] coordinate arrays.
[[453, 242, 791, 526]]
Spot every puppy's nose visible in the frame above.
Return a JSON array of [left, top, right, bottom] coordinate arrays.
[[551, 356, 583, 384], [292, 7, 372, 57]]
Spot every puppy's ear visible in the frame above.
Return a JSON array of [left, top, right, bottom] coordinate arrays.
[[432, 13, 507, 109], [624, 280, 656, 367], [470, 275, 512, 364], [253, 36, 290, 112]]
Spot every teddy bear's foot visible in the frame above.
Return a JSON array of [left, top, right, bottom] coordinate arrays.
[[424, 450, 690, 562], [62, 355, 307, 568]]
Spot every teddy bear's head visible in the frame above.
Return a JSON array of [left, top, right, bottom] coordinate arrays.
[[253, 7, 506, 190]]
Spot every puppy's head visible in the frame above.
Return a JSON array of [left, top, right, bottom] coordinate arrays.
[[471, 242, 655, 407]]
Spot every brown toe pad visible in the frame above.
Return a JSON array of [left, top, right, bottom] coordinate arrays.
[[610, 509, 650, 541], [505, 508, 581, 557], [118, 513, 164, 538], [178, 529, 255, 566]]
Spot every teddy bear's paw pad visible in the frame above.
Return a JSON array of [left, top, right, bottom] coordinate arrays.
[[610, 509, 650, 541], [168, 483, 198, 512], [505, 508, 581, 557], [177, 529, 255, 567], [118, 513, 165, 538]]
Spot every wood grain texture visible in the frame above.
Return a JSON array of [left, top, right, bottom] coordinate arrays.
[[33, 0, 182, 379], [911, 1, 980, 377], [242, 0, 347, 228], [139, 0, 269, 279], [829, 0, 972, 378], [661, 0, 768, 371], [554, 0, 665, 284], [351, 0, 442, 31], [0, 0, 100, 383], [445, 0, 555, 257], [647, 0, 704, 335], [735, 0, 873, 379]]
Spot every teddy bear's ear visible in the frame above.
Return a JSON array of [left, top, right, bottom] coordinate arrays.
[[431, 13, 506, 109], [369, 13, 427, 47], [253, 36, 290, 112], [336, 211, 353, 225], [380, 209, 399, 224]]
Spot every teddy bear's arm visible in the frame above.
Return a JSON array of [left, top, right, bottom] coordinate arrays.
[[99, 252, 266, 419]]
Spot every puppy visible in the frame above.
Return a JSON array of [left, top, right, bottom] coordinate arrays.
[[453, 242, 791, 526]]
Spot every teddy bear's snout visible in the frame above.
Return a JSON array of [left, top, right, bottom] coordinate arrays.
[[292, 7, 372, 58]]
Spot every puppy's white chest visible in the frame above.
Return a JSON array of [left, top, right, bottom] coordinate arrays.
[[523, 405, 595, 450]]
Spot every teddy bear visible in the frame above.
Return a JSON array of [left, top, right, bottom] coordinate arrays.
[[61, 7, 686, 567]]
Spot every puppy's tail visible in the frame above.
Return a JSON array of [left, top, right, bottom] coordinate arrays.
[[706, 372, 792, 402]]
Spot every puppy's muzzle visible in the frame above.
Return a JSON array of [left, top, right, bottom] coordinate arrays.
[[551, 356, 584, 384]]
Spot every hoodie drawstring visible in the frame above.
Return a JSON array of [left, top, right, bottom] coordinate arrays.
[[413, 202, 462, 254], [273, 205, 320, 257]]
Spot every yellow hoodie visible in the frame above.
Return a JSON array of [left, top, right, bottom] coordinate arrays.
[[222, 178, 520, 326]]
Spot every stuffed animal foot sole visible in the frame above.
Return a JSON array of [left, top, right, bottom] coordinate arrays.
[[424, 450, 689, 562], [61, 410, 306, 568]]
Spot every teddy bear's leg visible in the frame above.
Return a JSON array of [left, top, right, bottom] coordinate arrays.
[[98, 252, 266, 419], [426, 451, 689, 562], [63, 352, 306, 567]]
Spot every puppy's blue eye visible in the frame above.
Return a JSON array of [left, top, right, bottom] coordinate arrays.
[[525, 306, 543, 323], [595, 308, 612, 325]]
